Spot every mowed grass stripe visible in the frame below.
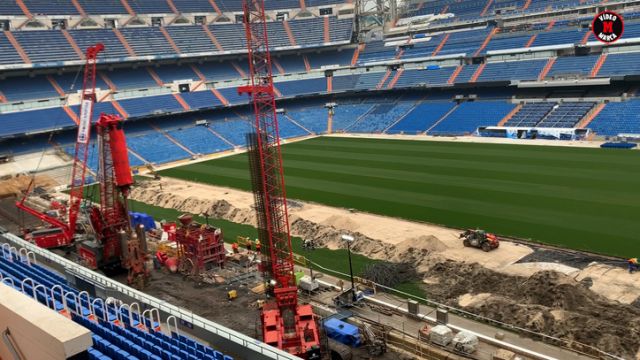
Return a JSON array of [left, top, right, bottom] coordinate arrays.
[[160, 137, 640, 257], [208, 156, 639, 216], [192, 163, 635, 235], [296, 138, 640, 169], [215, 149, 638, 195]]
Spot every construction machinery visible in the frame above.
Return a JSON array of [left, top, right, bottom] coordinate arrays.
[[15, 44, 148, 286], [174, 214, 226, 277], [16, 43, 104, 249], [76, 112, 149, 287], [238, 0, 321, 358], [460, 229, 500, 252]]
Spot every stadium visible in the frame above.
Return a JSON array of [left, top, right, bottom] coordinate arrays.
[[0, 0, 639, 359]]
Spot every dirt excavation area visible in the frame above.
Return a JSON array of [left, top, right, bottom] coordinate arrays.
[[131, 177, 640, 359]]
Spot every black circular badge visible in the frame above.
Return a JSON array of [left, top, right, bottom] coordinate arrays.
[[592, 11, 624, 44]]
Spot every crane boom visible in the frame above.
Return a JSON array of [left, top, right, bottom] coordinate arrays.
[[68, 43, 104, 234], [16, 43, 104, 248], [239, 1, 321, 358]]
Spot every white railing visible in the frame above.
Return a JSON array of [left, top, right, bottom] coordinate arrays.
[[1, 232, 299, 360]]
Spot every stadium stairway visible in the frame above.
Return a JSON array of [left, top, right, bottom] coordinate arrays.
[[425, 103, 461, 133], [383, 98, 425, 133], [497, 104, 523, 126], [0, 243, 234, 360], [149, 123, 196, 157], [575, 102, 606, 128]]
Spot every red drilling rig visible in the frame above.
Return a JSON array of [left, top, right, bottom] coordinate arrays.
[[16, 43, 104, 248], [238, 1, 321, 358], [15, 44, 148, 286], [77, 113, 149, 287]]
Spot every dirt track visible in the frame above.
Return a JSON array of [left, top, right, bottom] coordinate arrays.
[[130, 177, 640, 359]]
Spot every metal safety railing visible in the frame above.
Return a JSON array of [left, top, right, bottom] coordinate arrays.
[[1, 233, 300, 360]]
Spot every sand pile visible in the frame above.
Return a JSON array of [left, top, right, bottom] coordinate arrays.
[[0, 174, 58, 198], [428, 261, 640, 359]]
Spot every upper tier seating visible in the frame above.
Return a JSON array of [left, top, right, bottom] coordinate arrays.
[[68, 29, 130, 59], [547, 55, 599, 78], [589, 100, 640, 136], [180, 90, 223, 110], [395, 67, 456, 87], [483, 33, 530, 52], [24, 0, 79, 15], [0, 107, 75, 137], [11, 31, 79, 63], [2, 0, 345, 15], [119, 27, 176, 57], [0, 33, 25, 65], [430, 101, 515, 135], [478, 59, 547, 82], [119, 94, 184, 118], [277, 78, 327, 96], [0, 75, 59, 101], [598, 52, 640, 77], [76, 0, 127, 14], [0, 16, 353, 67], [438, 27, 492, 56], [165, 25, 219, 54], [0, 2, 23, 15]]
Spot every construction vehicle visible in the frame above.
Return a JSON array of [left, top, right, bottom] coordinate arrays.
[[76, 113, 149, 287], [16, 44, 104, 249], [239, 0, 321, 358], [460, 229, 500, 252]]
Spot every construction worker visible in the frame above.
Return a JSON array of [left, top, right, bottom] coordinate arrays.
[[246, 239, 253, 252], [629, 258, 639, 273], [231, 242, 239, 254], [255, 239, 261, 254]]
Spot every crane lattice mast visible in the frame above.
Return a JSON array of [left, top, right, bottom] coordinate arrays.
[[238, 1, 321, 358]]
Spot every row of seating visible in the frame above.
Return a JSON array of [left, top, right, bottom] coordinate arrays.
[[2, 45, 634, 105], [401, 0, 601, 25], [0, 244, 233, 360], [2, 0, 345, 15], [0, 18, 353, 65]]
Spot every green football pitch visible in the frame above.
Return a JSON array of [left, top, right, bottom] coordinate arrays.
[[159, 137, 640, 258]]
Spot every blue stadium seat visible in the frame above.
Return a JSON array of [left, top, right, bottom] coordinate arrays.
[[429, 101, 515, 135]]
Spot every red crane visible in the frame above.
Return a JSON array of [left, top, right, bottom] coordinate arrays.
[[16, 43, 104, 248], [78, 113, 148, 287], [238, 1, 321, 358]]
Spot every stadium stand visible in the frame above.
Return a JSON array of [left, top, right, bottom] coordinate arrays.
[[589, 100, 640, 136], [429, 101, 516, 135], [387, 101, 457, 134], [536, 102, 595, 128], [0, 245, 235, 360], [504, 103, 556, 127], [348, 102, 416, 133]]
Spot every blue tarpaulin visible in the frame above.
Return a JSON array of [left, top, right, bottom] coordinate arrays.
[[601, 142, 637, 149], [323, 318, 361, 347], [129, 212, 157, 230]]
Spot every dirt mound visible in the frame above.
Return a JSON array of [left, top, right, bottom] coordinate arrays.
[[320, 214, 359, 232], [0, 174, 58, 198], [425, 261, 640, 358]]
